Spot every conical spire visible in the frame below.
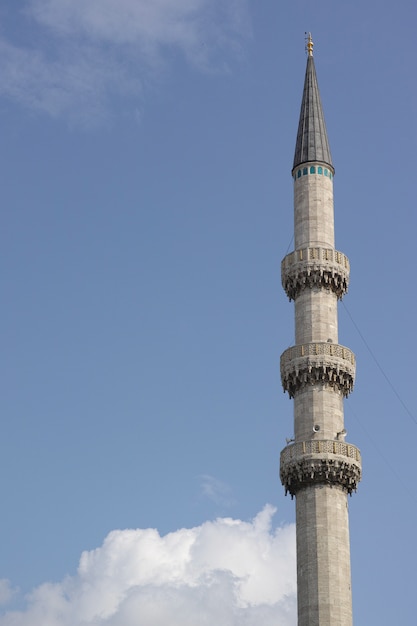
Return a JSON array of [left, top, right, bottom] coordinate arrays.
[[292, 36, 333, 172]]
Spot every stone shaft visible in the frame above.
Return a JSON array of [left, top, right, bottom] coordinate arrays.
[[296, 486, 352, 625]]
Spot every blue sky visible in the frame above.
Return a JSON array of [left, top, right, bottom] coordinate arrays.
[[1, 1, 417, 624]]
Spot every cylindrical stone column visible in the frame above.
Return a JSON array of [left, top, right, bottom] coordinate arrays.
[[280, 39, 361, 626]]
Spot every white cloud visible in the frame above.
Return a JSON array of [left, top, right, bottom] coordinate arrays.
[[0, 581, 17, 607], [0, 0, 250, 125], [0, 506, 296, 626]]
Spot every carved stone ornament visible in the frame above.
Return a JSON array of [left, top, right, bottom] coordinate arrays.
[[281, 247, 350, 301], [280, 440, 362, 497], [280, 342, 356, 398]]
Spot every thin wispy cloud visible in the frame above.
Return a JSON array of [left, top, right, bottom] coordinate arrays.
[[0, 37, 139, 126], [0, 507, 296, 626], [200, 473, 237, 507], [0, 1, 250, 126]]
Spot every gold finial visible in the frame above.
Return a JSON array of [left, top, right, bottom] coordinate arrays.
[[305, 32, 314, 56]]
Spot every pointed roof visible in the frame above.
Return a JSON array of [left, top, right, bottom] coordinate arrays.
[[292, 39, 333, 172]]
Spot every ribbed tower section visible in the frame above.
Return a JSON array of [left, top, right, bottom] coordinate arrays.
[[280, 37, 361, 626]]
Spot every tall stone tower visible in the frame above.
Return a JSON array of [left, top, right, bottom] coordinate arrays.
[[279, 35, 362, 626]]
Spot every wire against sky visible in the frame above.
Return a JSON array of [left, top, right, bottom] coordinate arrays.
[[342, 301, 417, 428]]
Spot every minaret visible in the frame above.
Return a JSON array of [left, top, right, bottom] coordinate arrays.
[[280, 35, 362, 626]]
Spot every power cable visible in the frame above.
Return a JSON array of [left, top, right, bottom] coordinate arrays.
[[346, 403, 417, 508], [283, 235, 294, 257], [341, 301, 417, 428]]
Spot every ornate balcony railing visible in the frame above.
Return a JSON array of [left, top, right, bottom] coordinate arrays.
[[280, 342, 356, 398], [281, 440, 361, 463], [281, 246, 350, 301], [280, 440, 362, 497]]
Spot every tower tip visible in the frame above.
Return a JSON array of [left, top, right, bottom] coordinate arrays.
[[305, 32, 314, 56]]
